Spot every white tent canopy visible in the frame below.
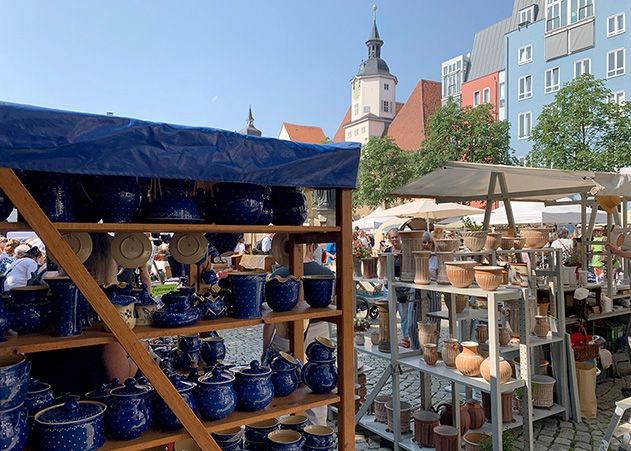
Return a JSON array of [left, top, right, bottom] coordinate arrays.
[[352, 207, 398, 230], [378, 198, 483, 220], [466, 200, 607, 225]]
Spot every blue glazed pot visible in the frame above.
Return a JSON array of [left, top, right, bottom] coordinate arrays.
[[302, 275, 335, 308], [93, 176, 141, 223], [23, 172, 76, 222], [234, 361, 274, 412], [229, 272, 266, 319], [84, 384, 113, 409], [143, 193, 204, 223], [0, 402, 28, 451], [256, 188, 274, 225], [153, 375, 197, 431], [205, 233, 240, 255], [305, 337, 336, 361], [196, 368, 237, 421], [45, 277, 81, 337], [0, 354, 31, 411], [271, 368, 298, 397], [35, 400, 105, 451], [201, 336, 226, 366], [132, 285, 159, 326], [8, 302, 50, 335], [213, 183, 265, 225], [270, 187, 307, 226], [25, 379, 54, 417], [270, 352, 299, 372], [212, 426, 243, 442], [301, 359, 337, 394], [0, 299, 10, 342], [265, 429, 305, 451], [152, 305, 201, 328], [197, 295, 227, 320], [303, 425, 336, 447], [265, 276, 301, 312], [200, 268, 218, 285], [0, 189, 14, 222], [108, 378, 152, 440], [279, 414, 309, 432], [244, 439, 266, 451], [9, 286, 49, 305], [179, 334, 201, 352], [244, 418, 280, 442]]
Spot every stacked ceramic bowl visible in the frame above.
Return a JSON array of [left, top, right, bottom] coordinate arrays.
[[245, 418, 280, 451], [212, 426, 244, 451], [0, 355, 31, 450]]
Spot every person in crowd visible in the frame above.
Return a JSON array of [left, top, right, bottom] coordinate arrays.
[[324, 242, 336, 266], [357, 229, 371, 248], [261, 242, 332, 425], [551, 227, 574, 264], [234, 236, 246, 254], [0, 238, 18, 274], [3, 244, 41, 291], [260, 233, 274, 254], [591, 227, 604, 278]]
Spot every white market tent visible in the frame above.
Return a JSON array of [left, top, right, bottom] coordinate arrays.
[[377, 198, 483, 220], [352, 207, 397, 230]]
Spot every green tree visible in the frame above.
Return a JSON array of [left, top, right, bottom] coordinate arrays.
[[528, 74, 631, 171], [414, 99, 514, 177], [353, 136, 415, 208]]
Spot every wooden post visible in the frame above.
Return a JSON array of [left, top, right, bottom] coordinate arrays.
[[336, 189, 355, 449], [289, 235, 305, 359], [0, 168, 219, 451]]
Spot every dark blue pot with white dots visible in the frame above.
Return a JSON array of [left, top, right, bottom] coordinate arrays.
[[92, 176, 142, 223], [153, 374, 197, 431], [228, 272, 266, 319], [301, 359, 337, 394], [234, 360, 274, 412], [0, 354, 31, 411], [45, 277, 82, 337], [302, 275, 335, 308], [0, 402, 28, 451], [196, 368, 237, 421], [21, 172, 76, 222], [270, 187, 307, 226], [25, 379, 54, 417], [213, 183, 265, 225], [270, 352, 299, 397], [34, 400, 106, 451], [265, 275, 301, 312], [107, 378, 152, 440], [200, 336, 226, 366]]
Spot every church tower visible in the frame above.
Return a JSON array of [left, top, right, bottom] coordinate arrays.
[[344, 5, 398, 143], [240, 106, 262, 136]]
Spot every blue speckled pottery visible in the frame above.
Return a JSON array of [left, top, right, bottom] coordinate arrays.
[[25, 379, 54, 417], [198, 295, 227, 320], [0, 299, 10, 342], [271, 353, 299, 397], [229, 272, 266, 319], [152, 306, 200, 328], [205, 233, 240, 254], [234, 361, 274, 412], [196, 368, 237, 421], [9, 286, 49, 305], [279, 414, 309, 432], [45, 277, 82, 337], [201, 336, 226, 366], [265, 275, 301, 312], [23, 172, 76, 222], [303, 425, 336, 447], [255, 188, 273, 225], [213, 183, 265, 225], [108, 378, 151, 440], [301, 359, 337, 394], [305, 337, 336, 361], [93, 176, 141, 223], [143, 193, 204, 223], [212, 426, 243, 442], [265, 429, 305, 451], [244, 418, 280, 442], [270, 187, 307, 226], [153, 375, 197, 431], [84, 384, 113, 409], [0, 402, 28, 451], [302, 275, 335, 308], [0, 189, 14, 222], [132, 285, 159, 326], [0, 355, 31, 411], [8, 302, 49, 335], [34, 400, 106, 451]]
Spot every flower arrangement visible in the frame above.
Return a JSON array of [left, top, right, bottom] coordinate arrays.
[[352, 241, 372, 259], [353, 317, 371, 333], [462, 217, 484, 231]]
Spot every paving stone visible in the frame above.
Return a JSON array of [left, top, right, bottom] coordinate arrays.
[[557, 430, 575, 440], [553, 437, 572, 446]]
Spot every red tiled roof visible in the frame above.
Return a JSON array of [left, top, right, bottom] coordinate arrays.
[[387, 80, 442, 152], [280, 122, 326, 144], [333, 107, 351, 142]]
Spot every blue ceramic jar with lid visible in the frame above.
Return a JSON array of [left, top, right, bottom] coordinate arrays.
[[234, 360, 274, 411], [25, 378, 54, 417], [153, 374, 197, 431], [107, 378, 152, 440], [196, 368, 237, 421]]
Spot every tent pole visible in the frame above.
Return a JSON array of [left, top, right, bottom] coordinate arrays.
[[483, 173, 498, 230], [497, 172, 516, 232], [581, 194, 588, 272]]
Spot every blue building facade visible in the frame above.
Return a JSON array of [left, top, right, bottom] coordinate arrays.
[[506, 0, 631, 156]]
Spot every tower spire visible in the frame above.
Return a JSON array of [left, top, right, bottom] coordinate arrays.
[[367, 4, 383, 59], [240, 105, 262, 136]]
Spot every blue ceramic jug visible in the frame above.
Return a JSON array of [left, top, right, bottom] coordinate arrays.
[[200, 336, 226, 366], [228, 272, 267, 319], [301, 359, 338, 394]]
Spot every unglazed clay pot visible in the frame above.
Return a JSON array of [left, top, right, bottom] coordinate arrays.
[[475, 324, 488, 344], [446, 294, 468, 313], [483, 232, 502, 251], [413, 251, 432, 285], [533, 315, 550, 338], [444, 261, 477, 288], [413, 410, 440, 447], [498, 326, 512, 346], [462, 231, 487, 252], [436, 401, 470, 435], [423, 344, 438, 366], [455, 341, 484, 377], [474, 266, 503, 291], [520, 227, 551, 249], [463, 399, 485, 430], [441, 338, 461, 368], [436, 252, 454, 285], [399, 231, 425, 282], [433, 425, 459, 451], [479, 356, 513, 384], [434, 238, 460, 252], [417, 321, 438, 349]]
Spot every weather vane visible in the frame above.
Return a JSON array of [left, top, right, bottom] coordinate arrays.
[[372, 4, 377, 21]]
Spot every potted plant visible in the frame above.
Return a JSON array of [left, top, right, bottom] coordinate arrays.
[[461, 218, 488, 252], [352, 242, 372, 278], [354, 317, 371, 345]]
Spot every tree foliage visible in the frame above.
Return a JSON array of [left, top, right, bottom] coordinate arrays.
[[353, 136, 415, 208], [528, 74, 631, 171]]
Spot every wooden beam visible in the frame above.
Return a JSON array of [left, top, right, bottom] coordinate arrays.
[[288, 235, 305, 360], [497, 172, 516, 231], [483, 173, 498, 230], [293, 232, 338, 245], [336, 189, 355, 450], [0, 168, 219, 451]]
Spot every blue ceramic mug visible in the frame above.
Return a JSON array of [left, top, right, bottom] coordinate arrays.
[[265, 429, 305, 451], [0, 402, 28, 450], [0, 354, 31, 411], [228, 272, 267, 319], [305, 337, 336, 361], [245, 418, 280, 442], [200, 336, 226, 366], [279, 414, 309, 432], [302, 275, 335, 308]]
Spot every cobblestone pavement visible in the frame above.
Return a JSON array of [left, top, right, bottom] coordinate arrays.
[[222, 324, 631, 450]]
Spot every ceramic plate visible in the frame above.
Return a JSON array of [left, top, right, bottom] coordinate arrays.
[[112, 233, 152, 268], [271, 233, 289, 267], [50, 232, 93, 264], [169, 233, 207, 264]]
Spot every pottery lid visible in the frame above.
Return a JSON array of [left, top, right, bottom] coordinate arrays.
[[413, 410, 440, 422], [199, 368, 235, 385], [315, 336, 336, 349], [110, 294, 136, 306], [28, 378, 51, 394], [170, 374, 195, 392], [110, 378, 150, 397], [85, 384, 111, 400], [35, 400, 106, 425], [238, 360, 271, 376], [106, 378, 122, 390]]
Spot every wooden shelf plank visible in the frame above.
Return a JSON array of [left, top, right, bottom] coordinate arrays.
[[101, 388, 339, 451], [0, 222, 340, 234], [0, 307, 342, 356]]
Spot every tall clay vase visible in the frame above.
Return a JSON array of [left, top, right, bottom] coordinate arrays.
[[455, 341, 484, 377], [442, 338, 461, 368], [413, 251, 432, 285], [533, 315, 550, 338], [417, 321, 438, 352], [479, 356, 513, 384], [376, 300, 390, 353], [436, 252, 454, 285], [361, 257, 378, 279], [475, 324, 488, 344], [399, 231, 425, 282]]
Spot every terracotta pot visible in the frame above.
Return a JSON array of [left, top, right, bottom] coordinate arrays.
[[537, 302, 550, 316], [455, 341, 484, 377], [434, 238, 460, 252], [433, 425, 459, 451], [400, 231, 425, 282], [484, 232, 502, 251], [413, 251, 432, 285], [361, 257, 377, 279], [513, 236, 526, 249], [463, 432, 491, 451], [446, 294, 468, 313], [499, 326, 511, 346], [417, 321, 438, 349], [533, 315, 550, 338], [435, 401, 470, 435], [376, 300, 390, 353], [373, 394, 391, 423], [462, 231, 487, 252], [385, 400, 412, 433], [436, 252, 455, 285], [444, 261, 477, 288], [479, 356, 513, 384], [463, 399, 485, 430], [474, 266, 503, 291], [441, 338, 461, 368], [413, 410, 440, 447], [423, 343, 438, 366], [499, 236, 515, 250], [511, 262, 529, 287], [481, 391, 514, 423], [475, 324, 488, 344], [520, 227, 551, 249]]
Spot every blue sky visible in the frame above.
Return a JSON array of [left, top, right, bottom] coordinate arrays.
[[1, 1, 514, 139]]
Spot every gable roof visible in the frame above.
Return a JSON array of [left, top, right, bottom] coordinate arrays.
[[280, 122, 326, 144], [333, 107, 352, 142], [386, 80, 442, 151]]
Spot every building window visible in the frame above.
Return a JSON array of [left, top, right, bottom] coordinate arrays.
[[354, 129, 359, 136], [383, 101, 390, 113], [608, 91, 625, 104], [545, 67, 560, 94], [363, 106, 370, 113], [499, 81, 506, 108], [607, 48, 625, 78], [518, 45, 533, 65], [354, 103, 359, 115], [384, 83, 390, 91], [361, 126, 366, 133], [608, 13, 625, 37], [483, 88, 491, 104], [347, 131, 352, 138], [546, 0, 562, 32], [473, 91, 481, 106], [519, 5, 536, 25], [573, 0, 594, 23], [518, 112, 532, 139], [574, 58, 591, 77], [518, 75, 532, 100]]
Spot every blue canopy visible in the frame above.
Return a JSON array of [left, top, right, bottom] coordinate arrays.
[[0, 103, 360, 189]]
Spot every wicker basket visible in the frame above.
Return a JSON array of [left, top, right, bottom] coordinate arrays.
[[571, 325, 600, 361], [385, 400, 412, 433], [532, 375, 555, 408]]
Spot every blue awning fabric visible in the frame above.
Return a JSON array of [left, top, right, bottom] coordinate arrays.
[[0, 102, 360, 189]]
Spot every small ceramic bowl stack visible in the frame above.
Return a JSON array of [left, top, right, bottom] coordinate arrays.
[[212, 426, 244, 451], [0, 355, 31, 451], [474, 266, 504, 291], [279, 414, 310, 432], [303, 425, 337, 451], [266, 429, 305, 451], [245, 418, 280, 451], [302, 337, 338, 394]]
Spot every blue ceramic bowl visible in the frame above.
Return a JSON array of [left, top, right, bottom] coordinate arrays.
[[152, 307, 201, 328], [196, 370, 237, 421], [35, 400, 106, 451], [213, 183, 265, 225], [211, 426, 243, 442], [302, 275, 335, 308], [279, 414, 309, 432], [244, 418, 280, 442], [0, 402, 28, 451], [301, 359, 337, 394], [197, 296, 227, 320], [265, 276, 301, 312], [265, 429, 305, 451], [305, 337, 336, 361], [303, 425, 336, 447], [0, 355, 31, 411]]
